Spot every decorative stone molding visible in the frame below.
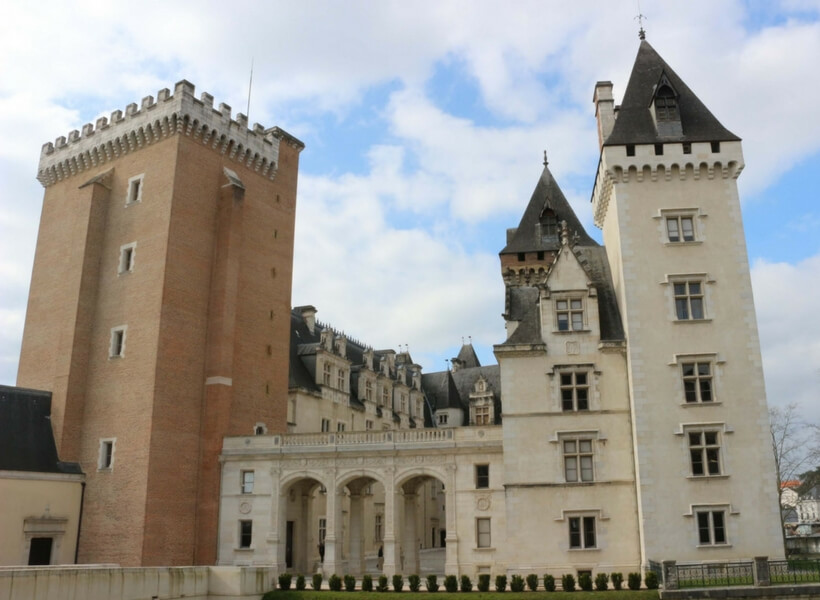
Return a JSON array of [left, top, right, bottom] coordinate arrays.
[[37, 80, 304, 187]]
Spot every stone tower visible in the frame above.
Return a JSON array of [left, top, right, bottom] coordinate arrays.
[[592, 41, 782, 563], [17, 81, 303, 566]]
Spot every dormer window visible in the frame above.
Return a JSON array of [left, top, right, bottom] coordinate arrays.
[[654, 85, 678, 121], [539, 209, 558, 243]]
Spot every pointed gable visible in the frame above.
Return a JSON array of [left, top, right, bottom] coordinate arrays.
[[604, 40, 740, 146], [500, 164, 596, 256]]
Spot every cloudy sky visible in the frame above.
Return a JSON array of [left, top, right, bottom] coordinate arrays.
[[1, 1, 818, 422]]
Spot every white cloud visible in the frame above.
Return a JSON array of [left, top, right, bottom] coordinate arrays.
[[752, 254, 820, 423]]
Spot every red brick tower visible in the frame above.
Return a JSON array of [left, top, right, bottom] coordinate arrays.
[[17, 80, 302, 565]]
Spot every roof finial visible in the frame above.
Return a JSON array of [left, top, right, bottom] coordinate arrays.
[[543, 150, 548, 166], [635, 1, 647, 40]]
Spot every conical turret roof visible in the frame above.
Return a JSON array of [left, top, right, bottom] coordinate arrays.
[[604, 40, 740, 146], [500, 163, 596, 256]]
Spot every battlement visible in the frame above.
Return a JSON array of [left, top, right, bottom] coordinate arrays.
[[37, 80, 305, 187]]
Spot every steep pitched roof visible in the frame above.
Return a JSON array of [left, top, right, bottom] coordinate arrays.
[[455, 343, 481, 369], [604, 40, 740, 146], [500, 164, 596, 255], [0, 385, 83, 474]]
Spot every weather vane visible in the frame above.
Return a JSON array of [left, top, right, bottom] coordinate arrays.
[[543, 150, 548, 167], [635, 1, 647, 40]]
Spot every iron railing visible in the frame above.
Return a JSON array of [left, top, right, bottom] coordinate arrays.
[[769, 558, 820, 584], [672, 561, 754, 588]]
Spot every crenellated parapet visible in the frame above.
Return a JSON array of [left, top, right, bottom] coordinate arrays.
[[37, 80, 305, 187], [591, 141, 744, 228]]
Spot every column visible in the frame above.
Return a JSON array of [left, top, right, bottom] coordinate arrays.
[[403, 493, 420, 575], [266, 468, 284, 571], [348, 492, 365, 575], [444, 464, 459, 575], [383, 468, 398, 577], [323, 482, 341, 576]]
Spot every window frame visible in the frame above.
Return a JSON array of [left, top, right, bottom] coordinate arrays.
[[666, 215, 696, 243], [98, 438, 115, 471], [109, 326, 127, 358], [559, 370, 590, 412], [322, 363, 332, 385], [563, 438, 594, 483], [555, 297, 585, 332], [475, 464, 490, 489], [681, 361, 714, 404], [240, 470, 254, 494], [688, 429, 722, 477], [118, 242, 137, 274], [568, 516, 597, 549], [239, 520, 253, 549], [476, 517, 491, 549], [126, 173, 144, 206], [474, 404, 491, 425], [696, 510, 728, 545], [321, 418, 331, 433], [673, 280, 705, 321]]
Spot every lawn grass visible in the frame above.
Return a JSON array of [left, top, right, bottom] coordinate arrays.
[[265, 591, 660, 600]]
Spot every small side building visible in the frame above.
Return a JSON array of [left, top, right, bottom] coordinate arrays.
[[0, 385, 84, 566]]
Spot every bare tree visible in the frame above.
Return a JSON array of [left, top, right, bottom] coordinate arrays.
[[770, 403, 819, 553]]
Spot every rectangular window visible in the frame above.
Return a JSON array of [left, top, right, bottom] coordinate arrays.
[[365, 380, 373, 401], [401, 394, 407, 412], [689, 431, 721, 476], [563, 439, 594, 482], [682, 142, 692, 154], [126, 174, 144, 205], [374, 514, 383, 542], [697, 510, 727, 545], [474, 404, 491, 425], [109, 326, 126, 358], [382, 387, 390, 406], [241, 470, 254, 494], [626, 144, 635, 157], [239, 520, 253, 548], [336, 422, 346, 432], [319, 518, 327, 544], [98, 439, 115, 470], [654, 143, 664, 155], [365, 420, 373, 430], [711, 141, 721, 153], [666, 216, 695, 242], [337, 368, 345, 390], [560, 372, 589, 411], [682, 362, 713, 403], [475, 464, 490, 489], [118, 243, 136, 274], [556, 299, 584, 331], [517, 252, 525, 262], [568, 516, 596, 549], [323, 363, 331, 385], [674, 281, 705, 320], [437, 413, 448, 425], [321, 418, 331, 433], [476, 518, 491, 548]]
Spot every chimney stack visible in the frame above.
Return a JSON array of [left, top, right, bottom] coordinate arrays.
[[593, 81, 615, 150]]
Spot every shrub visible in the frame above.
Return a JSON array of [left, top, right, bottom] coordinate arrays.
[[495, 574, 507, 592], [362, 575, 373, 592], [278, 573, 292, 590], [312, 573, 323, 591], [392, 574, 404, 592], [344, 575, 356, 591], [444, 575, 458, 593], [409, 574, 421, 592], [510, 575, 525, 592], [377, 575, 389, 592], [561, 574, 576, 592], [426, 574, 439, 592], [578, 573, 592, 591], [477, 574, 491, 592], [543, 574, 555, 592], [296, 575, 306, 591], [460, 575, 473, 592], [328, 574, 342, 592], [645, 572, 659, 590], [594, 573, 609, 591], [627, 572, 641, 590], [610, 573, 623, 591], [526, 574, 539, 591]]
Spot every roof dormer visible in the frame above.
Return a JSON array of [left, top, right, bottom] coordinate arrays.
[[651, 73, 682, 137]]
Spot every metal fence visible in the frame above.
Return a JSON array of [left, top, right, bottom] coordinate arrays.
[[769, 558, 820, 584], [672, 561, 754, 588]]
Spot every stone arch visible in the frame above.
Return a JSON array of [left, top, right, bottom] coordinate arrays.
[[393, 466, 449, 575]]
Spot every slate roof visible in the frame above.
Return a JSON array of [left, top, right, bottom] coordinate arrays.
[[604, 40, 740, 146], [500, 164, 596, 255], [0, 385, 83, 475], [454, 343, 481, 369], [421, 365, 501, 426]]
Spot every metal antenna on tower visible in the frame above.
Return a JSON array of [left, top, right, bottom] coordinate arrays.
[[635, 1, 647, 40], [246, 58, 254, 120]]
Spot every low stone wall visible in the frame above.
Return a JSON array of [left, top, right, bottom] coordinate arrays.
[[0, 565, 275, 600]]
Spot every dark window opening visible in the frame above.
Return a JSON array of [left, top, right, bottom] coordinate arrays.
[[475, 464, 490, 489], [28, 537, 53, 565], [626, 144, 635, 157], [540, 211, 558, 236], [683, 142, 692, 154], [711, 141, 721, 153], [240, 520, 253, 548], [655, 143, 664, 156], [537, 251, 544, 260], [517, 253, 525, 262]]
